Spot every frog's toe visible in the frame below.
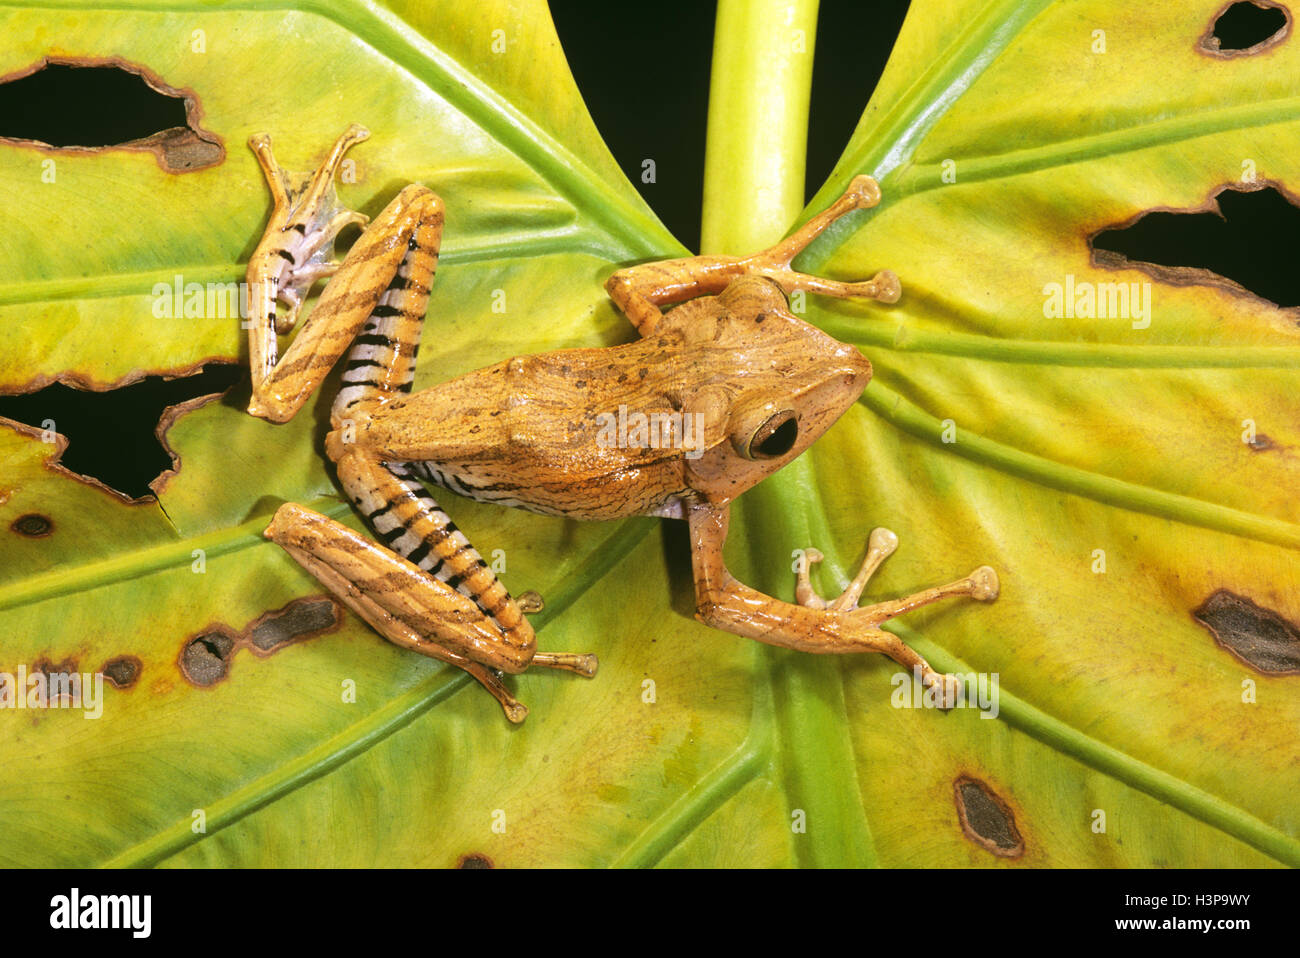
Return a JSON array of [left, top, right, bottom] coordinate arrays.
[[968, 566, 999, 602], [846, 174, 882, 209], [794, 547, 829, 608], [927, 672, 963, 710]]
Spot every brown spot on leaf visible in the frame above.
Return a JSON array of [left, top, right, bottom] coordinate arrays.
[[102, 656, 142, 689], [1199, 1, 1291, 58], [30, 657, 82, 706], [1193, 589, 1300, 674], [954, 776, 1024, 858], [457, 853, 494, 869], [248, 598, 341, 654], [32, 656, 79, 677], [178, 597, 342, 687], [1248, 433, 1276, 451], [145, 126, 223, 173], [0, 56, 224, 172], [10, 513, 52, 537]]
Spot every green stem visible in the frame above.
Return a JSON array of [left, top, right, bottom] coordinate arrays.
[[701, 0, 819, 254], [702, 0, 877, 868]]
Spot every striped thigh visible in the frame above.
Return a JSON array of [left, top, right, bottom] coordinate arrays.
[[333, 448, 535, 665], [330, 184, 443, 426]]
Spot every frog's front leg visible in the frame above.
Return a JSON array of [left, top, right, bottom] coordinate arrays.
[[688, 504, 997, 704], [605, 175, 900, 336]]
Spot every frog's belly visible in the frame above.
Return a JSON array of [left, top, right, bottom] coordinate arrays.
[[397, 458, 690, 522]]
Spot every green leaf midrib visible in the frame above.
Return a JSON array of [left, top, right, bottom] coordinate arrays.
[[818, 315, 1300, 367], [0, 231, 627, 308], [893, 94, 1300, 197], [0, 496, 349, 615]]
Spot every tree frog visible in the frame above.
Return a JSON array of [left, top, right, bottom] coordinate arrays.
[[243, 125, 999, 722]]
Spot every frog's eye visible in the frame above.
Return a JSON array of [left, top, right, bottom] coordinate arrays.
[[746, 410, 798, 459]]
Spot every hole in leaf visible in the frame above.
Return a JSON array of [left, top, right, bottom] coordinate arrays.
[[953, 776, 1024, 858], [0, 63, 186, 146], [0, 363, 241, 500], [1201, 1, 1290, 55], [10, 513, 53, 537], [457, 853, 494, 869], [1193, 589, 1300, 674], [1091, 186, 1300, 307], [179, 631, 236, 687], [0, 58, 224, 172], [178, 597, 341, 687]]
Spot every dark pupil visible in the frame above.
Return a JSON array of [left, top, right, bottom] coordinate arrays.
[[756, 417, 798, 457]]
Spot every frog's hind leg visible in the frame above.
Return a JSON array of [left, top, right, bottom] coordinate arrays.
[[328, 186, 443, 428], [265, 502, 533, 722], [266, 448, 597, 722], [338, 450, 596, 682], [247, 152, 445, 424]]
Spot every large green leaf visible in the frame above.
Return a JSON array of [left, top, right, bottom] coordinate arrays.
[[1, 0, 1297, 868]]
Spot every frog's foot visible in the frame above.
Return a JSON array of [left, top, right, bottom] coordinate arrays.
[[505, 593, 597, 676], [796, 527, 899, 611], [691, 506, 995, 709], [795, 527, 997, 617], [744, 174, 901, 304], [793, 528, 997, 707], [247, 124, 372, 336], [531, 651, 599, 677]]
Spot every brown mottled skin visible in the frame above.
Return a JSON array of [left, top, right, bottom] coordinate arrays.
[[353, 276, 870, 521], [246, 127, 999, 722]]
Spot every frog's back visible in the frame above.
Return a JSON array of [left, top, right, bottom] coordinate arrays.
[[355, 336, 702, 520]]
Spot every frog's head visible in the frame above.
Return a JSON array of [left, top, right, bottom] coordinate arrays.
[[682, 274, 874, 504]]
